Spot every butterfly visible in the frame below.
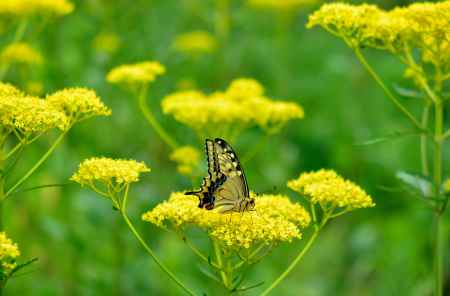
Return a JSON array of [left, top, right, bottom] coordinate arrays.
[[185, 138, 255, 213]]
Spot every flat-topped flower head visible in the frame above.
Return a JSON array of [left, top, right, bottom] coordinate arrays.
[[0, 0, 74, 17], [71, 157, 150, 187], [0, 232, 20, 276], [169, 146, 201, 176], [161, 78, 304, 138], [173, 31, 217, 54], [288, 169, 375, 210], [0, 86, 67, 136], [142, 192, 310, 249], [106, 61, 166, 88], [46, 87, 111, 127], [0, 42, 43, 66]]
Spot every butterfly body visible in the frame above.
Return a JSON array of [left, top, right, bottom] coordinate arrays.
[[185, 138, 255, 213]]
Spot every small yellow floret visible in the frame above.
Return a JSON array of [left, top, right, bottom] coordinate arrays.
[[169, 146, 201, 176], [0, 0, 74, 16], [0, 232, 20, 274]]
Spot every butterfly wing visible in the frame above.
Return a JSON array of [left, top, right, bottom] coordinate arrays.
[[212, 138, 249, 212]]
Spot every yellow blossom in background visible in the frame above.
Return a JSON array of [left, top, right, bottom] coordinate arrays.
[[161, 78, 304, 138], [0, 94, 67, 135], [169, 146, 200, 176], [0, 42, 43, 66], [92, 32, 121, 54], [0, 0, 74, 16], [173, 31, 217, 54], [288, 169, 375, 209], [142, 192, 310, 249], [46, 87, 111, 127], [444, 179, 450, 194], [71, 157, 150, 187], [248, 0, 316, 12], [25, 81, 44, 96], [0, 232, 20, 276], [106, 61, 166, 87]]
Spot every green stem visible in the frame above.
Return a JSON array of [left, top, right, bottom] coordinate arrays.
[[260, 229, 320, 296], [434, 213, 444, 296], [120, 212, 196, 296], [0, 18, 29, 80], [137, 88, 178, 150], [213, 239, 230, 289], [353, 47, 423, 131], [4, 132, 66, 199], [421, 103, 431, 176]]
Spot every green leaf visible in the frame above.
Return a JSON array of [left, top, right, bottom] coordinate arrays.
[[395, 171, 434, 200], [197, 265, 221, 284], [10, 258, 38, 277], [393, 84, 424, 99]]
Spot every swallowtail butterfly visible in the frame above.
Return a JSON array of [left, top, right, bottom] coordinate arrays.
[[185, 138, 255, 213]]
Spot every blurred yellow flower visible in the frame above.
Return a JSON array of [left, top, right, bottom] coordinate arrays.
[[161, 78, 304, 137], [173, 31, 217, 54], [248, 0, 316, 12], [71, 157, 150, 186], [142, 192, 310, 249], [25, 80, 44, 95], [92, 32, 121, 54], [288, 169, 375, 209], [106, 61, 166, 86], [0, 232, 20, 274], [169, 146, 201, 176], [0, 93, 67, 135], [46, 87, 111, 127], [444, 179, 450, 194], [0, 42, 43, 66], [0, 0, 74, 16]]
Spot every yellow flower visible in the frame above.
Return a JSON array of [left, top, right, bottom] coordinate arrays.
[[0, 82, 23, 97], [161, 78, 304, 137], [142, 192, 311, 249], [173, 31, 217, 54], [71, 157, 150, 186], [0, 0, 74, 16], [0, 92, 67, 135], [169, 146, 201, 176], [248, 0, 316, 12], [106, 61, 166, 87], [46, 87, 111, 127], [288, 169, 375, 209], [92, 32, 121, 54], [0, 232, 20, 274], [0, 42, 43, 66]]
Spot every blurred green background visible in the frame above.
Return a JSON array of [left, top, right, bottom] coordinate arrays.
[[2, 0, 448, 295]]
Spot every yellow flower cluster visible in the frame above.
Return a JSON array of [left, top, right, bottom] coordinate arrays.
[[46, 88, 111, 126], [92, 32, 121, 54], [248, 0, 316, 12], [142, 192, 311, 249], [288, 169, 375, 209], [0, 83, 66, 135], [0, 0, 74, 16], [161, 78, 304, 136], [71, 157, 150, 186], [307, 1, 450, 64], [173, 31, 217, 54], [169, 146, 201, 176], [106, 61, 166, 86], [0, 42, 43, 66], [0, 232, 20, 275]]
